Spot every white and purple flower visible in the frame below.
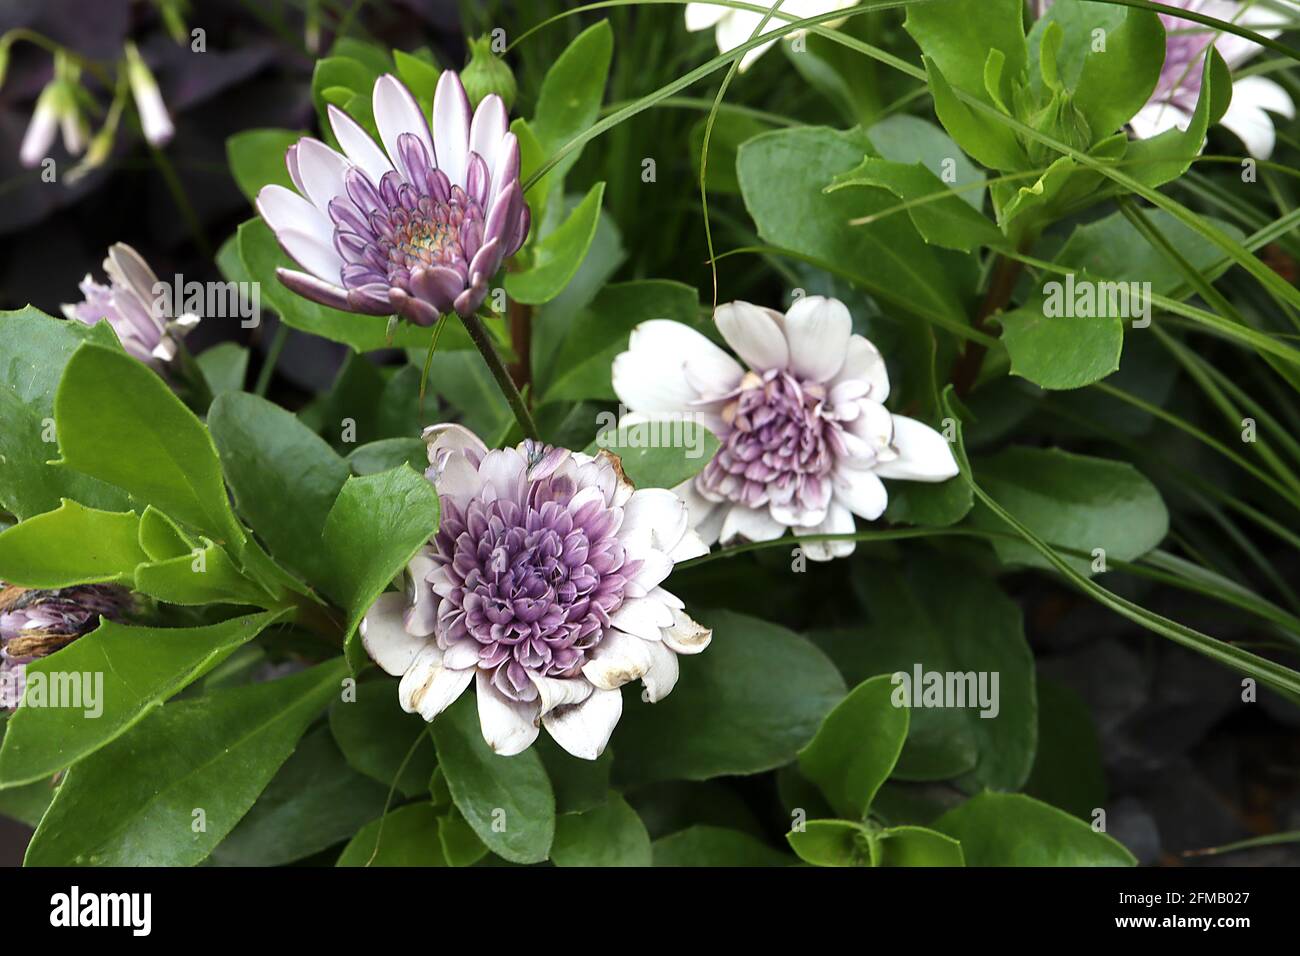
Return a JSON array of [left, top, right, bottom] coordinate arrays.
[[685, 0, 860, 72], [613, 296, 960, 561], [62, 243, 199, 366], [256, 71, 529, 325], [360, 426, 711, 760]]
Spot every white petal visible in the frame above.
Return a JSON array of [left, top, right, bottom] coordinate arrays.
[[610, 596, 674, 641], [1220, 77, 1293, 160], [669, 529, 710, 562], [641, 638, 680, 703], [543, 687, 623, 760], [277, 227, 345, 282], [293, 137, 352, 213], [662, 607, 712, 655], [373, 73, 435, 182], [527, 672, 593, 717], [620, 487, 689, 552], [1128, 101, 1194, 141], [399, 647, 472, 720], [404, 549, 438, 636], [360, 591, 432, 676], [477, 447, 528, 501], [476, 672, 540, 756], [628, 548, 673, 597], [685, 3, 730, 31], [738, 38, 779, 72], [582, 629, 654, 689], [832, 466, 888, 521], [328, 103, 394, 184], [715, 301, 789, 371], [432, 70, 471, 188], [783, 295, 851, 382], [833, 334, 890, 401], [469, 94, 508, 183], [625, 318, 743, 399], [873, 415, 960, 482], [442, 639, 481, 669], [720, 504, 788, 544], [793, 501, 857, 562]]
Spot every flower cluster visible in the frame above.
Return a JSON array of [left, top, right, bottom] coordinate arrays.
[[361, 426, 711, 759], [613, 296, 960, 560]]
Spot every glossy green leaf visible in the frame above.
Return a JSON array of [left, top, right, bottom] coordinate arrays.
[[0, 501, 147, 588], [999, 302, 1123, 390], [347, 438, 427, 476], [876, 825, 966, 866], [429, 694, 555, 864], [787, 819, 874, 867], [798, 675, 909, 819], [582, 423, 720, 491], [934, 792, 1135, 866], [25, 659, 345, 866], [225, 128, 304, 202], [551, 792, 652, 867], [133, 537, 275, 607], [336, 803, 445, 867], [531, 20, 613, 182], [196, 342, 249, 395], [329, 677, 437, 798], [54, 343, 245, 548], [614, 610, 845, 785], [904, 0, 1027, 107], [653, 825, 792, 867], [506, 182, 605, 305], [0, 611, 286, 787]]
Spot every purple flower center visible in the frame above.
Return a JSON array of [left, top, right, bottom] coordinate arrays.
[[329, 133, 487, 312], [433, 456, 640, 702], [700, 370, 835, 515]]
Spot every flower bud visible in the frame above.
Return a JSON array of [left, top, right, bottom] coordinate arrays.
[[124, 41, 174, 147], [460, 35, 516, 111]]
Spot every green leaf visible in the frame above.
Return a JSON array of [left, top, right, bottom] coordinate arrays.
[[582, 423, 720, 491], [209, 391, 351, 593], [551, 792, 652, 866], [969, 446, 1169, 574], [737, 126, 970, 332], [531, 20, 613, 182], [211, 726, 388, 866], [133, 536, 275, 607], [653, 825, 792, 866], [393, 49, 439, 107], [0, 611, 285, 787], [0, 500, 147, 588], [536, 734, 612, 814], [196, 342, 249, 395], [921, 56, 1027, 172], [24, 659, 345, 865], [814, 553, 1036, 790], [329, 677, 437, 798], [0, 308, 130, 521], [827, 157, 1003, 252], [318, 466, 440, 669], [505, 182, 605, 305], [1124, 52, 1222, 189], [787, 819, 874, 867], [225, 128, 304, 202], [876, 825, 965, 866], [429, 694, 555, 864], [798, 674, 909, 819], [1070, 8, 1165, 136], [999, 302, 1123, 390], [904, 0, 1027, 107], [237, 218, 439, 352], [348, 438, 426, 476], [614, 610, 845, 785], [1025, 676, 1107, 821], [867, 115, 986, 210], [934, 792, 1135, 866], [336, 802, 445, 867], [512, 118, 551, 237], [437, 805, 488, 866], [54, 343, 245, 548], [542, 280, 699, 402]]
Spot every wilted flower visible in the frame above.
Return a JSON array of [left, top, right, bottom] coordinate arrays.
[[360, 426, 711, 759], [0, 583, 131, 710], [257, 71, 529, 325], [685, 0, 859, 72], [124, 42, 174, 147], [613, 296, 960, 561], [19, 53, 88, 168], [1037, 0, 1296, 159], [62, 243, 199, 365]]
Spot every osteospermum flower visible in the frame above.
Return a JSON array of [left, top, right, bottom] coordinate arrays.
[[0, 582, 132, 710], [62, 243, 199, 365], [256, 71, 529, 324], [1037, 0, 1297, 159], [360, 426, 711, 759], [685, 0, 859, 72], [612, 296, 960, 561]]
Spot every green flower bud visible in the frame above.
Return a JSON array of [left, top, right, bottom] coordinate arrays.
[[460, 35, 516, 111]]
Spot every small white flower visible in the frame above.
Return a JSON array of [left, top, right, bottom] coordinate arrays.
[[124, 42, 173, 147], [685, 0, 860, 72], [18, 54, 88, 168], [360, 427, 711, 760], [612, 296, 960, 561]]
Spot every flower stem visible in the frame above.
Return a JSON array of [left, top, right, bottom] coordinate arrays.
[[458, 310, 540, 441], [254, 321, 288, 397], [951, 253, 1023, 396]]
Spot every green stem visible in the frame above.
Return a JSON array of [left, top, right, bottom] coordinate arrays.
[[459, 311, 539, 441], [254, 322, 289, 397], [148, 142, 211, 260]]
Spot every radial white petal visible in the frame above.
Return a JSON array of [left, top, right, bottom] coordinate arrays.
[[721, 503, 788, 542], [609, 596, 675, 642], [527, 672, 593, 716], [328, 103, 395, 184], [361, 591, 433, 676], [476, 672, 541, 755], [432, 71, 472, 188], [833, 334, 890, 400], [582, 628, 654, 689], [256, 184, 332, 245], [373, 73, 435, 182], [783, 295, 851, 382], [715, 301, 789, 371], [543, 687, 623, 760], [793, 501, 857, 562], [641, 638, 680, 703], [661, 607, 712, 655], [685, 2, 730, 31], [832, 466, 888, 521], [294, 137, 353, 214], [277, 227, 345, 283], [873, 415, 960, 482], [468, 93, 508, 182]]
